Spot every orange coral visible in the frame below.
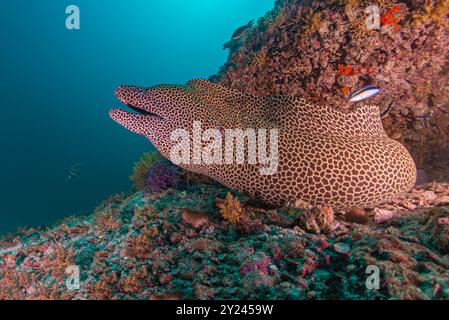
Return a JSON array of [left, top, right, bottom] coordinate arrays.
[[118, 268, 150, 294], [94, 209, 121, 231], [217, 193, 245, 224], [89, 272, 118, 300], [340, 86, 351, 96], [125, 228, 155, 259], [119, 275, 142, 294], [380, 5, 401, 29], [338, 64, 376, 77], [338, 64, 354, 76]]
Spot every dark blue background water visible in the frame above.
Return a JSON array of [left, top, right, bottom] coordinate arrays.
[[0, 0, 273, 234]]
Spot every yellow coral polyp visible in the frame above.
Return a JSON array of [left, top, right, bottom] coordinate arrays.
[[217, 193, 245, 224]]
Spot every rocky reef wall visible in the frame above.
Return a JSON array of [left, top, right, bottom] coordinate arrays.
[[212, 0, 449, 180]]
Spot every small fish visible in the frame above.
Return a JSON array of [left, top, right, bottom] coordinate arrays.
[[333, 243, 351, 254], [381, 101, 394, 119], [348, 85, 380, 103], [231, 20, 254, 40], [67, 164, 82, 180]]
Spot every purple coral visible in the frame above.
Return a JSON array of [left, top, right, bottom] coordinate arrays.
[[240, 253, 272, 277], [144, 160, 180, 193]]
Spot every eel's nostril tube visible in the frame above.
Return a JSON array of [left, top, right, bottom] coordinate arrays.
[[115, 86, 125, 98]]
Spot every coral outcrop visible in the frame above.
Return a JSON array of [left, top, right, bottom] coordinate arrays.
[[1, 182, 449, 300], [212, 0, 449, 180]]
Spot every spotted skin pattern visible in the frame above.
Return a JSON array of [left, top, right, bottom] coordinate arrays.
[[110, 79, 417, 209]]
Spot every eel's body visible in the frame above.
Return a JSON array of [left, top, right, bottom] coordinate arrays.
[[110, 79, 416, 208]]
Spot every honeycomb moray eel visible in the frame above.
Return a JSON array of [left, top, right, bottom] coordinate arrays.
[[110, 79, 417, 209]]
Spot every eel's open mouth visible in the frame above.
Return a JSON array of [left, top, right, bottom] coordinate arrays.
[[113, 85, 165, 121], [125, 103, 160, 118]]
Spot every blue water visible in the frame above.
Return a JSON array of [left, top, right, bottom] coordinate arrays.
[[0, 0, 273, 234]]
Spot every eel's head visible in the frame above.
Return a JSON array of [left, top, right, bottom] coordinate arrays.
[[111, 84, 183, 159], [109, 80, 248, 160]]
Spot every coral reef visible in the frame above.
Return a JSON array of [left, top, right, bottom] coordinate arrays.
[[1, 181, 449, 300], [212, 0, 449, 178]]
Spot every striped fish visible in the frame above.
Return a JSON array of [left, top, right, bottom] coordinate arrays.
[[381, 101, 394, 119], [348, 85, 380, 102], [67, 164, 81, 179], [232, 20, 254, 40]]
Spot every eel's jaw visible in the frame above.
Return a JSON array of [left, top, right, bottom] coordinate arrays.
[[110, 85, 167, 136], [109, 108, 148, 135]]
